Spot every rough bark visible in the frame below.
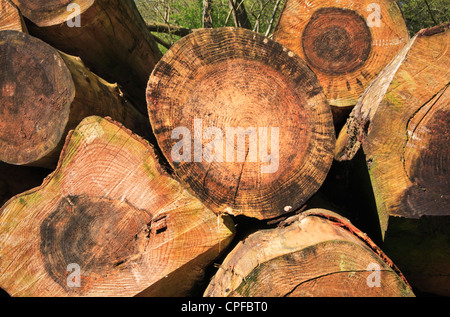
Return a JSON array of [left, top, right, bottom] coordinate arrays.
[[0, 30, 153, 168], [204, 209, 414, 297], [273, 0, 409, 108], [147, 27, 335, 220], [13, 0, 163, 113], [0, 0, 27, 32], [0, 116, 235, 297]]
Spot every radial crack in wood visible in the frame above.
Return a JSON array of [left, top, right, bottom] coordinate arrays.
[[147, 27, 336, 220]]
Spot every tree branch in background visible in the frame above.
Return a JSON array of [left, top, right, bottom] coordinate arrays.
[[265, 0, 282, 37], [424, 0, 438, 25], [153, 34, 172, 49], [203, 0, 214, 28], [147, 22, 193, 37], [228, 0, 252, 29]]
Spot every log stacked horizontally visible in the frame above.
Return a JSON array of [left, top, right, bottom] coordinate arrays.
[[12, 0, 163, 112], [0, 30, 153, 168], [147, 27, 335, 221], [335, 23, 450, 296], [273, 0, 409, 124], [0, 116, 234, 296], [0, 0, 448, 298]]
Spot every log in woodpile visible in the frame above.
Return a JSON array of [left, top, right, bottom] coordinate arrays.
[[147, 27, 336, 221], [0, 0, 26, 32], [0, 116, 235, 297], [204, 209, 414, 297], [0, 30, 153, 168], [12, 0, 163, 112], [335, 24, 450, 296], [1, 0, 448, 299], [273, 0, 410, 121]]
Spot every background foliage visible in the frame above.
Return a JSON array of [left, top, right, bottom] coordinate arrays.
[[134, 0, 449, 52]]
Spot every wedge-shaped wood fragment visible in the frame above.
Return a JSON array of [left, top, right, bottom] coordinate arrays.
[[335, 24, 450, 296], [204, 209, 414, 297], [0, 116, 234, 297], [0, 0, 27, 32], [274, 0, 409, 108]]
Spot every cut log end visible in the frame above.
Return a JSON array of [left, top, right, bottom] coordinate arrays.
[[0, 116, 235, 297], [147, 27, 335, 220], [0, 30, 74, 165], [0, 0, 27, 32], [302, 7, 372, 75], [11, 0, 94, 27], [204, 209, 414, 297], [274, 0, 409, 107]]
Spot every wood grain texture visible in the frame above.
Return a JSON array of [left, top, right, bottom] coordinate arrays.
[[0, 30, 152, 168], [0, 0, 27, 32], [16, 0, 162, 112], [204, 209, 414, 297], [336, 24, 449, 227], [147, 27, 335, 220], [334, 24, 450, 296], [0, 116, 234, 297], [274, 0, 409, 107]]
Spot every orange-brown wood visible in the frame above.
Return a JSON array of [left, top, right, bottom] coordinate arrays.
[[335, 24, 450, 296], [274, 0, 409, 108], [0, 30, 152, 168], [204, 209, 414, 297], [147, 27, 335, 220], [0, 0, 27, 32], [13, 0, 162, 112], [0, 116, 235, 297]]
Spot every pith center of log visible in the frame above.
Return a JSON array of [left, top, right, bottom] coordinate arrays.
[[40, 195, 152, 293], [302, 7, 372, 75]]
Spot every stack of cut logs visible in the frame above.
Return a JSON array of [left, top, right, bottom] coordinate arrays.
[[0, 0, 448, 297]]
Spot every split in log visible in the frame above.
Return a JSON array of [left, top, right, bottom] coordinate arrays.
[[147, 27, 336, 220], [13, 0, 163, 113], [0, 116, 235, 297], [335, 24, 450, 296], [204, 209, 414, 297], [0, 0, 27, 32], [273, 0, 409, 109], [0, 30, 153, 168]]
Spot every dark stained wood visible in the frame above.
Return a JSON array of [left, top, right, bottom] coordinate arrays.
[[0, 30, 153, 168], [13, 0, 162, 113], [274, 0, 409, 108]]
